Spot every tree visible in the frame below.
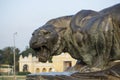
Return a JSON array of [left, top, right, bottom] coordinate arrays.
[[0, 49, 3, 65], [2, 47, 20, 65], [0, 46, 20, 72], [20, 47, 36, 57], [2, 47, 13, 64]]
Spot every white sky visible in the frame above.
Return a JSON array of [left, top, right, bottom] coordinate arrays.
[[0, 0, 120, 51]]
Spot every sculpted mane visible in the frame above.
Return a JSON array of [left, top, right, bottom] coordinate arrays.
[[30, 4, 120, 70]]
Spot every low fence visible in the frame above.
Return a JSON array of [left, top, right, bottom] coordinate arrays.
[[0, 76, 26, 80]]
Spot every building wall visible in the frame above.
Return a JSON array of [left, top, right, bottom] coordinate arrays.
[[52, 52, 76, 72], [19, 52, 76, 73], [0, 64, 13, 74]]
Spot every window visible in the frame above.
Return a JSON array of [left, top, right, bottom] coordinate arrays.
[[23, 64, 28, 72], [63, 61, 72, 71], [42, 68, 47, 72], [49, 68, 52, 72], [36, 68, 40, 73]]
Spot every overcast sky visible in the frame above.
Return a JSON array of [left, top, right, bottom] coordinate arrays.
[[0, 0, 120, 52]]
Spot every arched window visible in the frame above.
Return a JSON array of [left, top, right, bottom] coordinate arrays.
[[23, 64, 28, 72], [36, 68, 40, 73], [49, 68, 52, 72], [64, 61, 72, 71], [42, 68, 46, 72]]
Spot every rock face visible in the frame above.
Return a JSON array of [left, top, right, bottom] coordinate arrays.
[[29, 3, 120, 80]]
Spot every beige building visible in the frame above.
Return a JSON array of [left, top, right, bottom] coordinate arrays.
[[0, 64, 13, 74], [19, 52, 76, 73]]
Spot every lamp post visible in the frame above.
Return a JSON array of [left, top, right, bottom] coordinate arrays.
[[13, 32, 17, 80]]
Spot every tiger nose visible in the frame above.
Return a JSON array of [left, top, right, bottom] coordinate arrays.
[[30, 38, 37, 47]]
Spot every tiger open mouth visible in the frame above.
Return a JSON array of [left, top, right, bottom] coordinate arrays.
[[33, 45, 51, 62]]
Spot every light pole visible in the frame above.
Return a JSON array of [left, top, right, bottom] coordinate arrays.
[[13, 32, 17, 80]]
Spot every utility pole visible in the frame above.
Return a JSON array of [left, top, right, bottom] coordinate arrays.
[[13, 32, 17, 80]]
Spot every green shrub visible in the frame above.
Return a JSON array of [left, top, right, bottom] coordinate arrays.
[[17, 72, 31, 75]]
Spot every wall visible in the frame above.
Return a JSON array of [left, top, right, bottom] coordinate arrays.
[[19, 52, 76, 73]]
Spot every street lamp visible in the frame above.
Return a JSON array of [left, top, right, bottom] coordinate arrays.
[[13, 32, 17, 80]]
